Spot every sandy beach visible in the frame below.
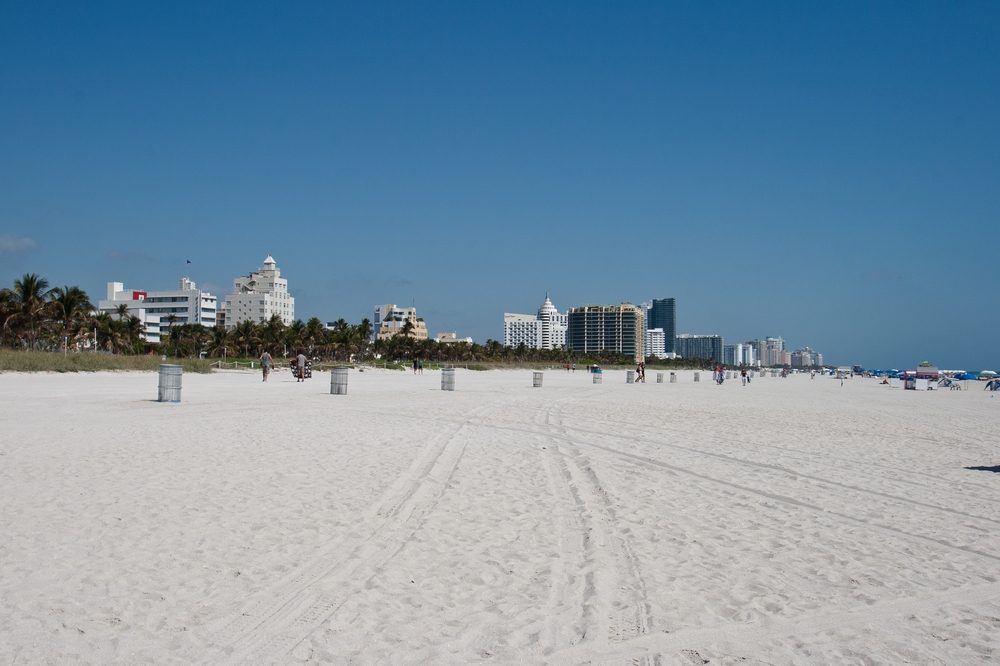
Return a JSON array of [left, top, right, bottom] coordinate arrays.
[[1, 367, 998, 664]]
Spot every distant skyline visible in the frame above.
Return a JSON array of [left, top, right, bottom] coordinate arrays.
[[2, 2, 998, 370]]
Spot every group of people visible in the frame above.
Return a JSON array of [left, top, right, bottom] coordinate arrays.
[[716, 366, 754, 386], [412, 359, 423, 374], [257, 350, 309, 382], [633, 362, 646, 383]]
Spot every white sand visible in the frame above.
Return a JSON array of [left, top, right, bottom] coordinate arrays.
[[1, 367, 998, 665]]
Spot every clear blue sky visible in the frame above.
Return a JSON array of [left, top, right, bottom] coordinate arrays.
[[1, 2, 997, 369]]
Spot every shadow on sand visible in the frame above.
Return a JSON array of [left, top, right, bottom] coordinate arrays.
[[965, 465, 1000, 473]]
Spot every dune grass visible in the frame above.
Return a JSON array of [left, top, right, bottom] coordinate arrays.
[[0, 350, 214, 374]]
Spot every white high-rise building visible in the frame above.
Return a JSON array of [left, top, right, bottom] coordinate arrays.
[[537, 293, 568, 349], [503, 294, 567, 350], [224, 255, 295, 328], [725, 343, 755, 366], [645, 328, 665, 359], [97, 278, 217, 343], [503, 313, 543, 348]]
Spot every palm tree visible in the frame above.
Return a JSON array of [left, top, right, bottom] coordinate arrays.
[[304, 318, 325, 356], [124, 316, 145, 353], [93, 312, 124, 353], [164, 313, 179, 356], [262, 315, 285, 355], [284, 320, 306, 355], [49, 286, 94, 345], [0, 288, 16, 348], [233, 320, 261, 358], [205, 325, 232, 358], [400, 320, 415, 338], [115, 303, 130, 321], [12, 273, 51, 349]]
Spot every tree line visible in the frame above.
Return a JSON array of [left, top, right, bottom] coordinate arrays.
[[0, 273, 638, 364]]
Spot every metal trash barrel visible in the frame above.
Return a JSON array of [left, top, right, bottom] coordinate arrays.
[[330, 367, 348, 395], [771, 370, 777, 377], [533, 371, 543, 388], [670, 372, 676, 383], [759, 370, 765, 377], [593, 372, 602, 384], [694, 372, 700, 382], [158, 364, 183, 403], [726, 371, 732, 379], [656, 373, 664, 383], [626, 371, 635, 384], [441, 368, 456, 391]]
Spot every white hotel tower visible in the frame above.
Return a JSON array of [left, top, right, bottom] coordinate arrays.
[[503, 294, 568, 350], [224, 255, 295, 328]]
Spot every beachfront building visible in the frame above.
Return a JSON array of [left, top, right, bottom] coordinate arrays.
[[791, 347, 823, 367], [644, 328, 678, 359], [97, 278, 218, 344], [436, 332, 474, 345], [744, 336, 786, 366], [675, 334, 724, 363], [503, 313, 542, 348], [566, 303, 645, 362], [224, 255, 295, 328], [646, 298, 677, 355], [502, 294, 568, 350], [744, 339, 766, 367], [724, 343, 757, 366], [645, 328, 665, 359], [766, 336, 785, 366], [723, 342, 759, 367], [374, 304, 429, 340]]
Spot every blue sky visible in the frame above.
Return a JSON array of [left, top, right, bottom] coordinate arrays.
[[1, 2, 997, 369]]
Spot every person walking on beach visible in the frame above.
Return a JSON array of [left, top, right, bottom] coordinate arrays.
[[418, 360, 423, 375], [413, 359, 418, 374], [296, 351, 307, 382], [740, 368, 747, 386], [259, 350, 273, 382]]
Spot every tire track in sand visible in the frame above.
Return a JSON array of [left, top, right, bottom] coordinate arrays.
[[542, 579, 1000, 666], [518, 392, 654, 665], [201, 402, 496, 665]]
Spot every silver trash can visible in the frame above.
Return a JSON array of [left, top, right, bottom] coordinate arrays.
[[726, 371, 731, 379], [533, 371, 543, 388], [441, 368, 456, 391], [330, 367, 348, 395], [656, 373, 664, 383], [593, 373, 602, 384], [626, 371, 635, 384], [669, 372, 677, 383], [694, 372, 700, 382], [158, 364, 183, 403]]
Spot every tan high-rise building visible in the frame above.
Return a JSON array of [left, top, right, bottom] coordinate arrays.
[[374, 304, 428, 340]]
